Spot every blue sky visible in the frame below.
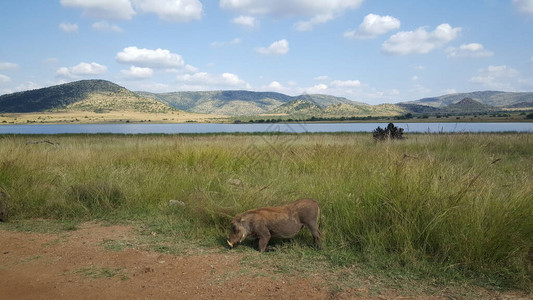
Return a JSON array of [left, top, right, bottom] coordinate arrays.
[[0, 0, 532, 104]]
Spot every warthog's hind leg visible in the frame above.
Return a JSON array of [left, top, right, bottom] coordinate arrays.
[[306, 223, 322, 250]]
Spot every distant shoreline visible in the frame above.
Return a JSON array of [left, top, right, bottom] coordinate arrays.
[[1, 110, 531, 125]]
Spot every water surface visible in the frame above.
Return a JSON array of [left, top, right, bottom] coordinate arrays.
[[0, 122, 532, 134]]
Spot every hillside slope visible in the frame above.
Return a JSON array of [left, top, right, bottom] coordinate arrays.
[[0, 80, 176, 113], [138, 90, 368, 116], [2, 79, 530, 117], [138, 90, 292, 115], [443, 98, 495, 113], [405, 91, 533, 108]]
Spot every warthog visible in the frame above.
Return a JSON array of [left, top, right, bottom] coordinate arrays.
[[227, 198, 322, 252]]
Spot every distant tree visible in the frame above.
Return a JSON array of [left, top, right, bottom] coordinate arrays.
[[526, 113, 533, 119], [373, 123, 404, 140]]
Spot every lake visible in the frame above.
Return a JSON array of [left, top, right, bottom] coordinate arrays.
[[0, 122, 532, 134]]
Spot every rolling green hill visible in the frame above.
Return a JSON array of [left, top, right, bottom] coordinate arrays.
[[137, 90, 291, 115], [137, 90, 367, 116], [1, 79, 531, 118], [292, 94, 368, 107], [271, 99, 323, 115], [404, 91, 533, 108], [442, 97, 496, 113], [271, 100, 407, 117], [0, 80, 176, 113]]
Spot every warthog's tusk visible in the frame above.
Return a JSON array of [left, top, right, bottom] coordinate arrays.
[[227, 240, 233, 248]]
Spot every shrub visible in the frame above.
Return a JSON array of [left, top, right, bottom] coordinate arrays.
[[372, 123, 404, 140]]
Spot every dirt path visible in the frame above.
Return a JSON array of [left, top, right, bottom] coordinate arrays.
[[0, 223, 528, 299]]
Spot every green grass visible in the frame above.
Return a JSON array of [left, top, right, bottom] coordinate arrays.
[[0, 133, 531, 291]]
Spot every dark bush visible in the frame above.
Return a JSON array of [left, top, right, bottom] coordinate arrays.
[[373, 123, 404, 140]]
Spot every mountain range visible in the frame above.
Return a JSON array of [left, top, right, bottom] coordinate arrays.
[[136, 90, 367, 116], [402, 91, 533, 108], [1, 80, 532, 117]]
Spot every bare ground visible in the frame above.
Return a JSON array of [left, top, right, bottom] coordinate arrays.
[[0, 222, 529, 300]]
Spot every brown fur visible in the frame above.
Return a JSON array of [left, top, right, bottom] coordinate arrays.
[[227, 198, 322, 252]]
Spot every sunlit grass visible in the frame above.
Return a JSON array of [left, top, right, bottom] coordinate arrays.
[[0, 133, 531, 290]]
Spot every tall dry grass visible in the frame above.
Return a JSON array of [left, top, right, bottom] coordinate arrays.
[[0, 133, 531, 289]]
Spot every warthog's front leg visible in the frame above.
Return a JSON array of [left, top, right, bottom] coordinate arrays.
[[255, 226, 271, 252]]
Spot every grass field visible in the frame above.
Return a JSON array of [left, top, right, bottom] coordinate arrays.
[[0, 133, 531, 292], [1, 110, 531, 125], [0, 110, 225, 124]]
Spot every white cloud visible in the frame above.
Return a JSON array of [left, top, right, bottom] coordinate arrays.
[[257, 77, 399, 103], [258, 81, 297, 94], [294, 13, 334, 31], [92, 21, 123, 32], [232, 15, 257, 27], [184, 64, 199, 73], [56, 68, 72, 78], [513, 0, 533, 15], [469, 65, 520, 90], [71, 62, 107, 75], [56, 62, 108, 78], [220, 0, 362, 17], [330, 80, 362, 87], [60, 0, 135, 20], [176, 72, 251, 90], [267, 81, 286, 92], [446, 43, 493, 58], [344, 13, 400, 39], [133, 0, 203, 22], [0, 74, 11, 83], [164, 64, 199, 74], [211, 38, 242, 47], [59, 22, 79, 33], [256, 39, 289, 55], [305, 83, 328, 94], [1, 81, 42, 95], [61, 0, 203, 22], [0, 62, 19, 70], [411, 76, 419, 81], [116, 46, 185, 68], [221, 0, 363, 30], [484, 65, 520, 77], [119, 66, 154, 79], [382, 23, 461, 55]]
